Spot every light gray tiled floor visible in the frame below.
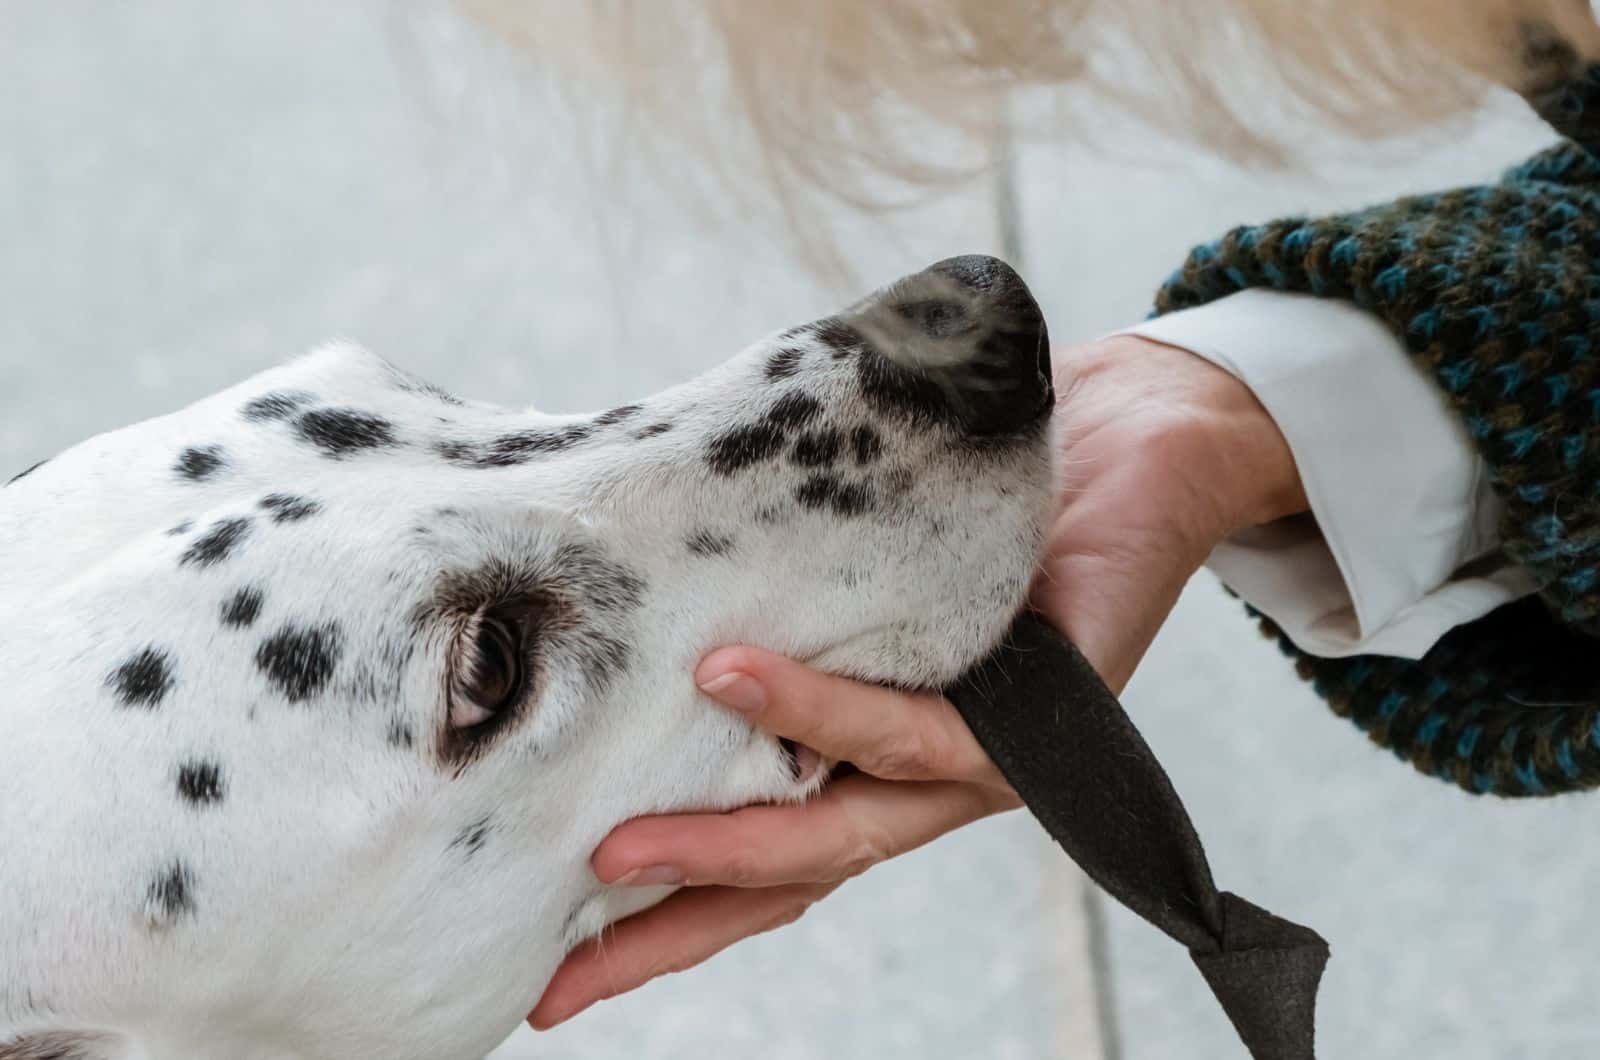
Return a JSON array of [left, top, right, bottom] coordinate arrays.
[[6, 4, 1599, 1058]]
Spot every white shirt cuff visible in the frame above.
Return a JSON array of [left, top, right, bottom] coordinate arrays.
[[1118, 289, 1538, 660]]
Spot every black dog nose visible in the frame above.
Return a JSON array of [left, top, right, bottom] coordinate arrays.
[[926, 255, 1053, 436], [861, 255, 1053, 437]]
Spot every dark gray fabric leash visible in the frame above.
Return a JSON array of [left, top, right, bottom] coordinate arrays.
[[943, 610, 1329, 1059]]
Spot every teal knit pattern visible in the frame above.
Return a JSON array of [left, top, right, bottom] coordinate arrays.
[[1154, 65, 1600, 797]]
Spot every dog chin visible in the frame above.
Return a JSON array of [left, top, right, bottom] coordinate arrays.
[[562, 882, 680, 953]]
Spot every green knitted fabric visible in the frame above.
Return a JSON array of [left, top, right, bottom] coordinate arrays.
[[1153, 65, 1600, 797]]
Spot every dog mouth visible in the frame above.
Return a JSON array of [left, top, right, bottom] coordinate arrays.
[[778, 737, 825, 786]]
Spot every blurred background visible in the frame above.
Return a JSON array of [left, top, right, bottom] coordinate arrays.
[[5, 3, 1600, 1057]]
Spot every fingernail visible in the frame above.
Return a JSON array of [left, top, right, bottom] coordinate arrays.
[[529, 1004, 586, 1031], [698, 671, 767, 714], [614, 864, 684, 887]]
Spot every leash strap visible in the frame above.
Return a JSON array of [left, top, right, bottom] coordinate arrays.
[[944, 610, 1328, 1059]]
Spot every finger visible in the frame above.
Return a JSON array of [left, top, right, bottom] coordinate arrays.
[[528, 881, 837, 1030], [591, 772, 1013, 888], [695, 647, 999, 786]]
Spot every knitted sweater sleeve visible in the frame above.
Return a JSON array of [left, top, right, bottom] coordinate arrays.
[[1152, 66, 1600, 797]]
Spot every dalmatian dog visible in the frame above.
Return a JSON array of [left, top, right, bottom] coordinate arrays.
[[0, 255, 1056, 1060]]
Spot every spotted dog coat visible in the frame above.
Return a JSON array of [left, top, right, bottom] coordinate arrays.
[[0, 257, 1056, 1060]]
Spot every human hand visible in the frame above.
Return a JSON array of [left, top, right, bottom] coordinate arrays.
[[1032, 334, 1308, 693], [529, 335, 1306, 1029], [528, 645, 1021, 1029]]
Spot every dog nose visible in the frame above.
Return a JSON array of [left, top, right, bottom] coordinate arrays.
[[915, 255, 1053, 436]]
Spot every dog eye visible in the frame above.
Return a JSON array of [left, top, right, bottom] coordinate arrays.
[[450, 611, 525, 729]]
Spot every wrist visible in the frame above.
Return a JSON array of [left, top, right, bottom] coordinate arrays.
[[1062, 335, 1308, 539], [1181, 353, 1309, 533]]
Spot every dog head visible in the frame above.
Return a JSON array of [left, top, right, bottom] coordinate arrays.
[[0, 256, 1055, 1059]]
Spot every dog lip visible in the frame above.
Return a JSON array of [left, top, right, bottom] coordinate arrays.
[[779, 737, 825, 786]]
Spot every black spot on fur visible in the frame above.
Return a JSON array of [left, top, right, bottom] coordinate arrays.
[[707, 394, 825, 474], [220, 587, 265, 628], [764, 392, 823, 432], [486, 426, 592, 463], [174, 445, 227, 482], [851, 426, 884, 466], [346, 662, 384, 706], [433, 440, 474, 464], [812, 318, 869, 359], [255, 623, 343, 703], [6, 459, 46, 486], [386, 718, 414, 750], [166, 520, 194, 537], [765, 347, 805, 381], [108, 648, 175, 709], [181, 517, 252, 569], [550, 542, 647, 612], [176, 760, 225, 806], [706, 423, 787, 476], [438, 425, 594, 468], [576, 632, 632, 694], [796, 474, 875, 517], [687, 530, 735, 557], [146, 861, 194, 925], [241, 390, 313, 423], [856, 350, 950, 428], [259, 493, 322, 523], [450, 815, 493, 858], [0, 1032, 112, 1059], [790, 428, 843, 468], [593, 404, 642, 427], [295, 408, 397, 457], [632, 422, 674, 440]]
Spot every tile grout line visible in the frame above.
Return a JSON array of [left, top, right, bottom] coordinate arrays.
[[990, 111, 1124, 1060], [1081, 879, 1124, 1060]]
